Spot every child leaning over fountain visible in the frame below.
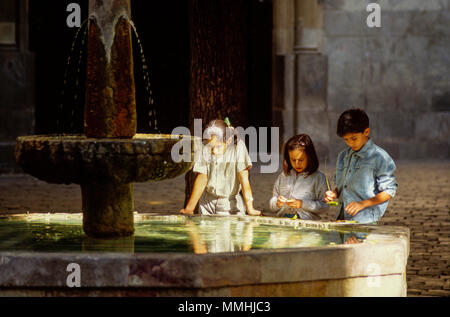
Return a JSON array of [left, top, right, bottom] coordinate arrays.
[[179, 119, 261, 216], [269, 134, 329, 220], [324, 108, 398, 224]]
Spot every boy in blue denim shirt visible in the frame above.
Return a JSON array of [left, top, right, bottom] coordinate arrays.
[[325, 109, 397, 224]]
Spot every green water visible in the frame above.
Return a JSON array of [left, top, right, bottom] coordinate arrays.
[[0, 214, 366, 253]]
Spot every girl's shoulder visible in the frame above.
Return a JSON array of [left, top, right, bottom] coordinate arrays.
[[309, 170, 327, 182], [235, 139, 248, 151], [277, 170, 292, 181]]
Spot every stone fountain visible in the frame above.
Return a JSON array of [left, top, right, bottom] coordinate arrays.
[[3, 0, 410, 297], [14, 0, 195, 238]]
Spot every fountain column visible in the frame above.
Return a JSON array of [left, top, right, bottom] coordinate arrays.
[[85, 0, 136, 138], [83, 0, 135, 237]]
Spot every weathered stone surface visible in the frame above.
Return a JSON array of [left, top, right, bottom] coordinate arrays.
[[0, 216, 409, 296], [82, 182, 134, 237], [0, 49, 35, 173], [85, 1, 136, 138], [319, 3, 450, 161], [14, 134, 198, 237], [14, 134, 196, 184], [1, 162, 448, 296], [297, 53, 328, 112], [0, 274, 407, 296]]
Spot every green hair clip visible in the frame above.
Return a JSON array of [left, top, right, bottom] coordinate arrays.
[[224, 117, 231, 127]]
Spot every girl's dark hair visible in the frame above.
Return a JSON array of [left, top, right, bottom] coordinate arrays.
[[282, 134, 319, 176], [204, 119, 238, 145], [337, 108, 370, 137]]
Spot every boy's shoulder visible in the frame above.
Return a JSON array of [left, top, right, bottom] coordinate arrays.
[[366, 142, 396, 166], [336, 140, 395, 168], [337, 147, 351, 161]]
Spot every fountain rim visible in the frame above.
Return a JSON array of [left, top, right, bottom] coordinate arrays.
[[15, 134, 201, 143], [0, 213, 410, 290], [0, 212, 411, 251]]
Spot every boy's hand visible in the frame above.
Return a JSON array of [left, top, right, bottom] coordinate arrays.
[[286, 199, 302, 209], [324, 190, 338, 202], [247, 208, 262, 216], [179, 208, 194, 215], [345, 201, 367, 216]]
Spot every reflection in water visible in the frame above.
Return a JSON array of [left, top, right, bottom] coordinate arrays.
[[0, 214, 367, 253], [186, 219, 255, 254]]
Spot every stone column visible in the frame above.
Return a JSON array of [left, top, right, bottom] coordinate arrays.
[[81, 182, 134, 238], [85, 0, 136, 138], [293, 0, 329, 160], [82, 0, 136, 237], [272, 0, 296, 147], [294, 0, 323, 51]]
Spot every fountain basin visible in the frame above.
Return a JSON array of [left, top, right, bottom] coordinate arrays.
[[0, 214, 410, 296], [14, 134, 196, 184], [14, 134, 198, 237]]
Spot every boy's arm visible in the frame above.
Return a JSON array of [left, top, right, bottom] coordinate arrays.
[[346, 155, 397, 216], [238, 168, 261, 216], [376, 156, 398, 198], [180, 173, 208, 214], [346, 191, 392, 216]]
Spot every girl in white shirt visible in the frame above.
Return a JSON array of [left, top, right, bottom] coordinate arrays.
[[180, 119, 261, 216]]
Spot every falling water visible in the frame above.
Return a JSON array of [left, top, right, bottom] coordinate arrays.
[[58, 19, 89, 135], [128, 20, 158, 132]]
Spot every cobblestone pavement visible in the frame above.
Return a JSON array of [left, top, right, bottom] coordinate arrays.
[[0, 160, 449, 297]]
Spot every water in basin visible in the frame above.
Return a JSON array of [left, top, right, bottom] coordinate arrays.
[[0, 213, 367, 253]]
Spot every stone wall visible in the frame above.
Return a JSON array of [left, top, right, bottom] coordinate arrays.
[[275, 0, 449, 162], [0, 0, 35, 173], [322, 0, 449, 161]]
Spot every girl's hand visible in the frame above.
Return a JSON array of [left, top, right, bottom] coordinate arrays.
[[179, 208, 194, 215], [345, 201, 367, 216], [276, 196, 288, 208], [286, 199, 302, 209], [324, 190, 338, 202], [247, 208, 262, 216]]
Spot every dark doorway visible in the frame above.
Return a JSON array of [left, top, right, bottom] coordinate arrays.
[[29, 0, 89, 134], [247, 0, 273, 131], [29, 0, 272, 135], [131, 1, 190, 134]]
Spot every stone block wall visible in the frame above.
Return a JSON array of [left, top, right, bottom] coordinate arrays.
[[321, 0, 449, 161], [0, 0, 35, 173]]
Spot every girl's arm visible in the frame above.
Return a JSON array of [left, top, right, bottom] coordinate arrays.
[[269, 174, 284, 212], [238, 168, 261, 216], [180, 173, 208, 215], [300, 175, 329, 213]]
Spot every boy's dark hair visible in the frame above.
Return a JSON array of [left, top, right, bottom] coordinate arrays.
[[337, 108, 370, 137], [283, 134, 319, 176]]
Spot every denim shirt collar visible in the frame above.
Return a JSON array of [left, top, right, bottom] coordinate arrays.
[[345, 138, 373, 159]]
